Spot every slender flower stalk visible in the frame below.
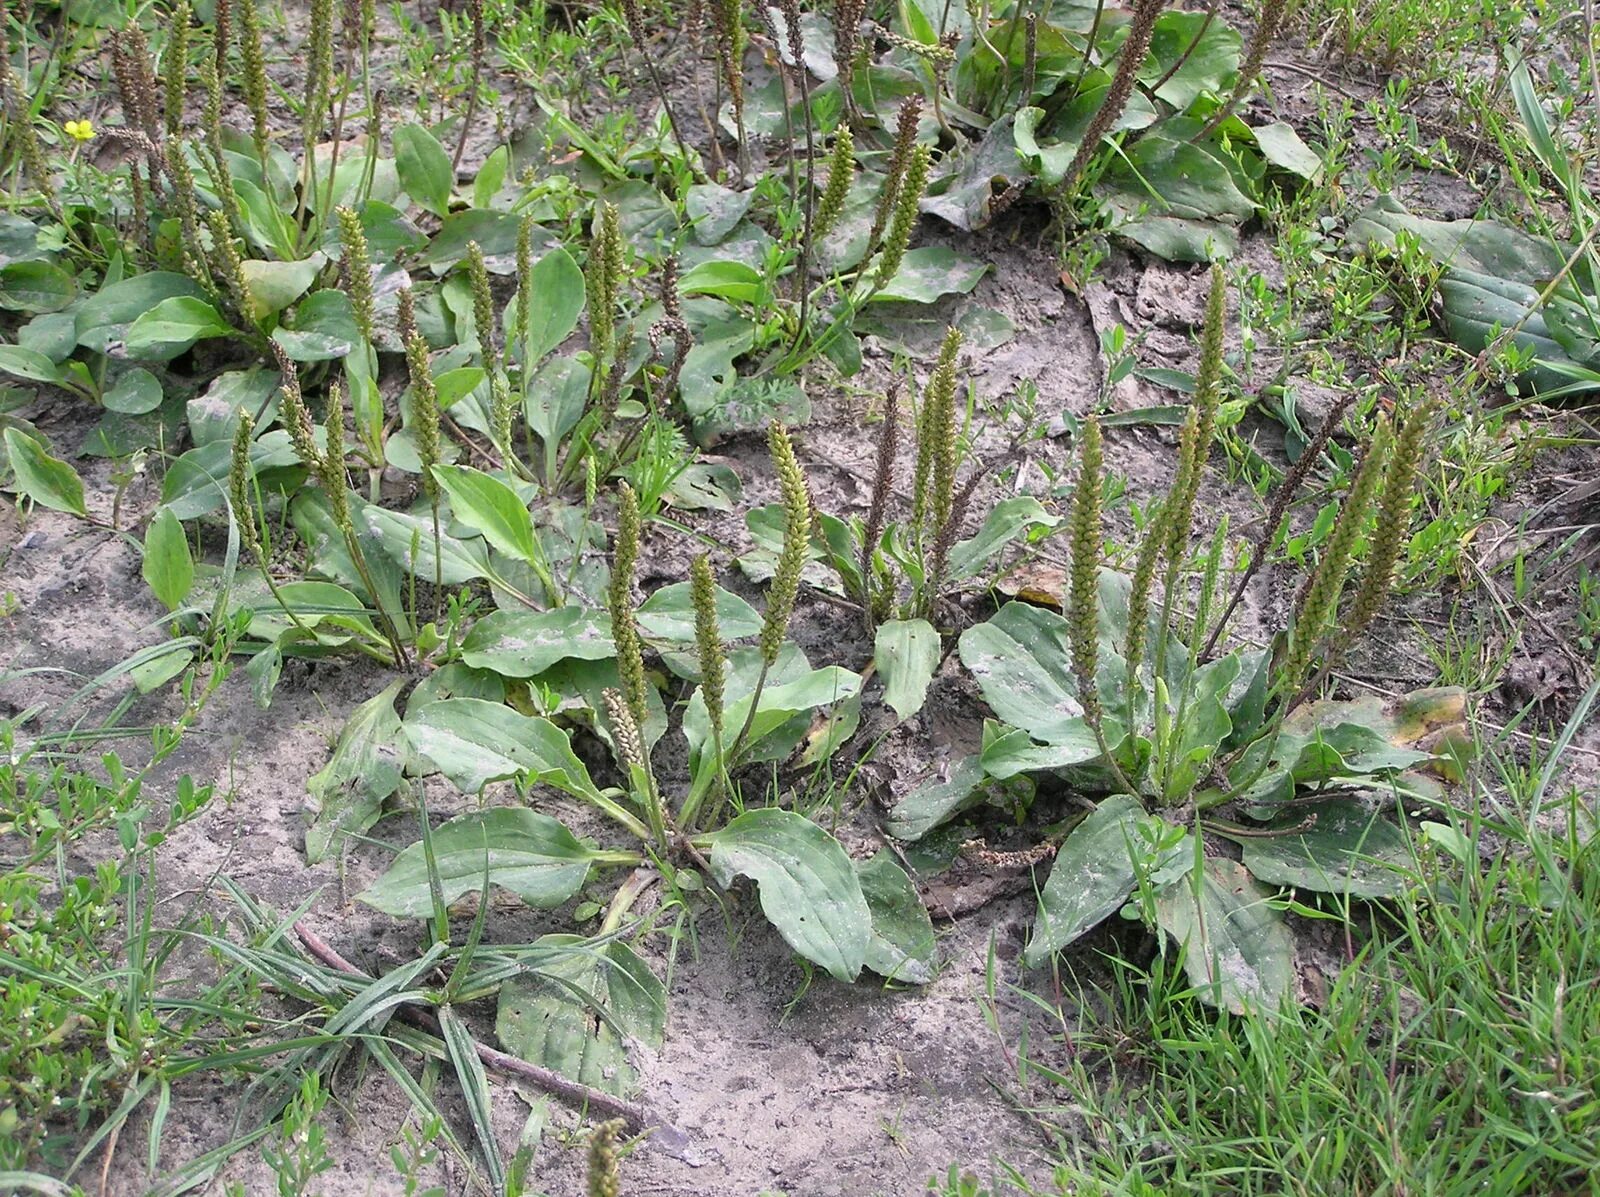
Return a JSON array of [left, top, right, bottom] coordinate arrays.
[[1, 25, 55, 215], [777, 0, 817, 334], [859, 380, 900, 630], [647, 255, 692, 401], [587, 202, 623, 392], [303, 0, 334, 131], [1122, 498, 1168, 731], [609, 483, 650, 736], [404, 303, 444, 618], [927, 466, 985, 607], [1157, 514, 1230, 800], [812, 122, 854, 245], [911, 329, 960, 550], [925, 328, 962, 555], [1283, 419, 1391, 697], [1202, 385, 1359, 658], [691, 554, 726, 747], [212, 0, 232, 79], [1200, 0, 1288, 138], [1346, 401, 1434, 637], [231, 410, 313, 633], [490, 372, 517, 468], [1163, 265, 1226, 567], [867, 96, 922, 252], [603, 689, 649, 780], [337, 207, 376, 345], [451, 0, 487, 173], [832, 0, 866, 124], [237, 0, 271, 163], [111, 26, 160, 137], [602, 685, 664, 848], [760, 421, 810, 669], [164, 1, 191, 135], [1153, 266, 1225, 685], [229, 411, 263, 562], [619, 0, 695, 169], [294, 0, 335, 238], [515, 213, 535, 364], [200, 46, 241, 240], [297, 373, 408, 664], [602, 487, 667, 840], [875, 142, 930, 289], [682, 552, 728, 828], [711, 0, 749, 173], [105, 35, 161, 243], [272, 345, 321, 469], [163, 138, 212, 289], [1151, 0, 1222, 94], [207, 209, 250, 319], [1053, 0, 1166, 198], [406, 331, 440, 497], [1020, 12, 1039, 101], [128, 160, 152, 262], [397, 283, 419, 359], [1190, 518, 1228, 655], [1067, 418, 1104, 706], [729, 422, 810, 764], [319, 380, 353, 535], [466, 240, 498, 374], [1068, 415, 1138, 796], [585, 1119, 625, 1197]]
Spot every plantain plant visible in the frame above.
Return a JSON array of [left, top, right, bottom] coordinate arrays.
[[323, 421, 937, 1103], [890, 267, 1460, 1012]]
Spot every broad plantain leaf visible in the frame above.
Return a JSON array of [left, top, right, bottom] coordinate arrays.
[[305, 679, 407, 864], [1139, 10, 1241, 110], [870, 246, 988, 304], [359, 808, 596, 917], [431, 464, 539, 564], [361, 502, 492, 584], [1238, 801, 1417, 900], [944, 496, 1059, 582], [1024, 794, 1145, 967], [393, 123, 454, 218], [683, 650, 861, 780], [495, 935, 665, 1097], [460, 607, 615, 677], [124, 295, 233, 359], [874, 618, 940, 722], [707, 808, 871, 982], [4, 428, 87, 516], [402, 697, 602, 799], [886, 753, 989, 841], [636, 581, 762, 642], [141, 505, 194, 610], [512, 246, 585, 362], [0, 259, 77, 313], [1155, 857, 1294, 1015], [103, 368, 165, 415], [857, 853, 936, 984]]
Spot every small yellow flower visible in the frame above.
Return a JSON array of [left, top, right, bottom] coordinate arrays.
[[64, 119, 95, 142]]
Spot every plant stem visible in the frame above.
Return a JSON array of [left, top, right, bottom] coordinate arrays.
[[429, 501, 443, 624], [342, 527, 411, 668], [587, 790, 654, 841], [722, 661, 770, 780], [1149, 0, 1221, 94]]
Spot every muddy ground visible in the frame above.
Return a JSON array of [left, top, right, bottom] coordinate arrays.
[[5, 4, 1600, 1195]]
